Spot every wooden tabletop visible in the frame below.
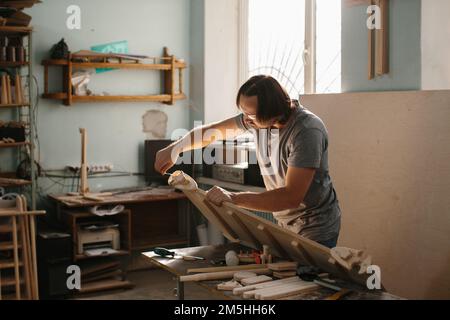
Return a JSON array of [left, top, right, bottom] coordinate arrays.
[[49, 189, 186, 207], [142, 244, 403, 300], [143, 243, 248, 277], [142, 243, 250, 300]]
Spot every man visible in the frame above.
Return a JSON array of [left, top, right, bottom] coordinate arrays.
[[155, 75, 341, 248]]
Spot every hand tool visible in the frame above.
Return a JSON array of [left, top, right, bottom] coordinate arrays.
[[297, 265, 353, 300], [153, 247, 205, 261]]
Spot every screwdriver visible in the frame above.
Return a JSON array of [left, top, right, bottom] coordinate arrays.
[[153, 247, 205, 261]]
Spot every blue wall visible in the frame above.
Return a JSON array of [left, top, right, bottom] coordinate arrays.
[[189, 0, 205, 124]]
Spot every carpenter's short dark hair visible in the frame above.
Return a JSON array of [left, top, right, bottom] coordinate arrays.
[[236, 75, 292, 126]]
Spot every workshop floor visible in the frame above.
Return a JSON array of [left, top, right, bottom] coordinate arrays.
[[76, 268, 221, 300]]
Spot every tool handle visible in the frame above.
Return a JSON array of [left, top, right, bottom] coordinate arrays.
[[154, 247, 175, 258]]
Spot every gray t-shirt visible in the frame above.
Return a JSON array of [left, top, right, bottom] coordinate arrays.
[[235, 101, 341, 242]]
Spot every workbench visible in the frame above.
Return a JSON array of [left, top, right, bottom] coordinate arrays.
[[142, 243, 403, 300]]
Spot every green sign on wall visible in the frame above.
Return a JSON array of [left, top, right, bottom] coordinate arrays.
[[90, 40, 129, 73]]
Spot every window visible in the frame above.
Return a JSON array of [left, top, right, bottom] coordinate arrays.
[[242, 0, 341, 96]]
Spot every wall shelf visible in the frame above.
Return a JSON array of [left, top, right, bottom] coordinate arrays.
[[41, 93, 186, 104], [0, 62, 29, 68], [0, 103, 30, 109], [0, 172, 32, 188], [0, 141, 30, 148], [41, 47, 187, 106], [0, 26, 33, 36]]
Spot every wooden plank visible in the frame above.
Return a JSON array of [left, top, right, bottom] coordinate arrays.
[[67, 55, 73, 105], [19, 216, 32, 299], [344, 0, 370, 7], [374, 0, 389, 76], [241, 275, 272, 286], [169, 172, 371, 286], [242, 279, 307, 299], [203, 200, 240, 241], [81, 261, 121, 277], [178, 68, 183, 95], [19, 196, 33, 299], [22, 196, 39, 300], [0, 26, 33, 34], [0, 276, 24, 287], [72, 62, 176, 70], [0, 142, 30, 149], [41, 59, 68, 66], [71, 94, 186, 103], [273, 271, 297, 278], [368, 20, 375, 79], [0, 242, 22, 251], [0, 210, 46, 217], [233, 276, 299, 296], [79, 128, 88, 195], [0, 62, 28, 68], [0, 259, 23, 269], [233, 271, 257, 281], [179, 268, 271, 283], [182, 190, 239, 242], [6, 75, 12, 104], [291, 240, 316, 266], [257, 281, 319, 300], [380, 0, 389, 74], [0, 1, 40, 10], [217, 280, 242, 291], [163, 47, 172, 105], [0, 103, 30, 109], [11, 216, 21, 299], [170, 55, 176, 105], [256, 224, 292, 259], [24, 214, 36, 299], [77, 279, 134, 294], [187, 264, 266, 274], [30, 215, 39, 299], [226, 209, 260, 248], [267, 261, 298, 271], [324, 288, 353, 300]]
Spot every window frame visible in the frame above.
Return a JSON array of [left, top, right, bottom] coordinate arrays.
[[239, 0, 318, 94]]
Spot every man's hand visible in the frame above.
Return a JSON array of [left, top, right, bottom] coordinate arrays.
[[154, 144, 179, 174], [206, 186, 235, 206]]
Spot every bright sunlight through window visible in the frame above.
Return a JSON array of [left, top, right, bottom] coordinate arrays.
[[248, 0, 341, 97]]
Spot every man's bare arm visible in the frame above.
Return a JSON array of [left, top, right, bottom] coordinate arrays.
[[207, 167, 316, 212], [155, 115, 244, 174]]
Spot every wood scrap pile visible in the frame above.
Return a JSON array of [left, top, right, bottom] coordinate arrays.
[[76, 259, 134, 295], [181, 261, 328, 300], [0, 0, 41, 26]]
